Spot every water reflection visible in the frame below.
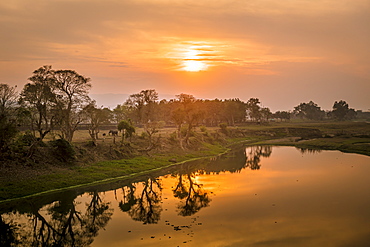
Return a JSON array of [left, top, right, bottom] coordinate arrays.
[[1, 146, 270, 246], [296, 147, 322, 154], [0, 191, 113, 246], [245, 146, 272, 170], [117, 177, 162, 224], [173, 173, 211, 216], [1, 146, 369, 246]]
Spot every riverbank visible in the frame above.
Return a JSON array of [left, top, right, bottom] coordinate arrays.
[[1, 121, 369, 202]]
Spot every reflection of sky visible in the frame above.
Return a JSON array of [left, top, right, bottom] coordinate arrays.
[[89, 147, 370, 247], [2, 147, 369, 246]]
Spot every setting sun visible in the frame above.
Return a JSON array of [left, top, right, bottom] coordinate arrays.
[[183, 60, 207, 72]]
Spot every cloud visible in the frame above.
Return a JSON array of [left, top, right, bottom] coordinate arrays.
[[0, 0, 369, 110]]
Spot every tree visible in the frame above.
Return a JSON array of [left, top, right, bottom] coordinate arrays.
[[53, 69, 91, 142], [20, 65, 56, 141], [112, 104, 128, 123], [83, 101, 111, 143], [246, 98, 262, 122], [246, 98, 271, 123], [173, 94, 203, 148], [0, 84, 19, 153], [331, 100, 356, 121], [124, 89, 158, 125], [293, 101, 325, 120], [117, 120, 135, 143], [274, 111, 291, 122], [222, 99, 246, 125]]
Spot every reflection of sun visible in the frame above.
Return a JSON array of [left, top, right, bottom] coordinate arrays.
[[183, 60, 207, 72]]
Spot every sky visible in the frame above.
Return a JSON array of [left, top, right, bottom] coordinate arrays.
[[1, 0, 369, 112]]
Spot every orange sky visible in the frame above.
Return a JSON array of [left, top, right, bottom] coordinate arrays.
[[1, 0, 369, 111]]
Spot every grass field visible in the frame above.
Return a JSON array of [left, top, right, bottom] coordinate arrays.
[[1, 121, 369, 202]]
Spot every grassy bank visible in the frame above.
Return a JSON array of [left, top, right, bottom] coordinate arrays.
[[1, 121, 369, 202]]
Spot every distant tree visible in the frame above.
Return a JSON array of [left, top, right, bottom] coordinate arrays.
[[117, 120, 135, 142], [124, 89, 158, 125], [273, 111, 291, 122], [175, 94, 203, 147], [83, 101, 111, 143], [53, 69, 91, 142], [330, 100, 356, 121], [112, 104, 128, 123], [143, 121, 164, 150], [260, 107, 272, 122], [222, 99, 246, 126], [293, 101, 325, 120], [246, 98, 261, 122], [245, 98, 271, 123]]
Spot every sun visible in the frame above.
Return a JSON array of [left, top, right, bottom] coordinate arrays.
[[183, 60, 207, 72]]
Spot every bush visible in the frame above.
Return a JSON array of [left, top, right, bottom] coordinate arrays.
[[200, 125, 207, 132], [49, 139, 76, 163], [18, 132, 37, 146], [219, 123, 228, 135]]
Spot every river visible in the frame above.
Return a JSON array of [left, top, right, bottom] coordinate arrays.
[[1, 146, 369, 246]]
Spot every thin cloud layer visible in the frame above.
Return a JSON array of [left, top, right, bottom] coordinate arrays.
[[0, 0, 369, 110]]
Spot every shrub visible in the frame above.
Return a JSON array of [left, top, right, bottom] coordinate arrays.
[[49, 139, 76, 163], [219, 123, 228, 135]]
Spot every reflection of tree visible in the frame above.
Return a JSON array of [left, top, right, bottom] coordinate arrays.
[[245, 146, 272, 170], [119, 177, 162, 224], [117, 184, 137, 212], [0, 215, 19, 246], [296, 148, 322, 154], [81, 191, 113, 243], [1, 191, 113, 246], [173, 173, 211, 216]]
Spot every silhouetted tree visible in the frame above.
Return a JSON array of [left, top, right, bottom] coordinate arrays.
[[330, 100, 356, 121], [20, 66, 56, 141], [83, 101, 111, 143], [117, 120, 135, 142], [293, 101, 325, 120], [53, 69, 91, 142], [246, 98, 262, 122], [125, 89, 158, 125], [0, 84, 19, 153]]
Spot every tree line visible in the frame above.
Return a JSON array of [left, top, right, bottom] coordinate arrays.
[[0, 65, 362, 153]]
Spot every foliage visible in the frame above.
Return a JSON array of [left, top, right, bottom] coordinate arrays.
[[83, 101, 111, 142], [49, 139, 76, 162], [329, 100, 356, 121], [124, 89, 158, 125], [117, 120, 135, 138], [20, 65, 56, 140], [219, 122, 228, 134], [0, 84, 19, 153], [293, 101, 325, 120], [200, 125, 207, 132], [53, 69, 91, 142]]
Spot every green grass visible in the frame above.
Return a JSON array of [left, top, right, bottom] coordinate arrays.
[[1, 121, 369, 202], [0, 143, 229, 202]]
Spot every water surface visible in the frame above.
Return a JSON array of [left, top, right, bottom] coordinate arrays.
[[1, 146, 369, 246]]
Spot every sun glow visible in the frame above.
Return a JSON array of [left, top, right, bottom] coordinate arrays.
[[183, 60, 207, 72], [167, 41, 217, 72]]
